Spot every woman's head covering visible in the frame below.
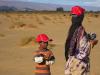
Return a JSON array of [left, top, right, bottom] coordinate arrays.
[[36, 34, 52, 43], [71, 6, 85, 25], [71, 6, 85, 16]]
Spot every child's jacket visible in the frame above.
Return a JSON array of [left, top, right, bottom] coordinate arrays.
[[34, 49, 55, 75]]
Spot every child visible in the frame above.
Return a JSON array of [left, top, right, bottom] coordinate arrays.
[[33, 34, 55, 75]]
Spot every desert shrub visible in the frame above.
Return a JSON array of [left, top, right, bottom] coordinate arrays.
[[0, 21, 2, 24], [48, 43, 56, 49], [0, 33, 5, 37], [20, 36, 36, 46], [63, 14, 66, 16], [5, 14, 11, 18], [43, 16, 51, 20], [94, 14, 99, 18], [13, 21, 26, 28], [27, 24, 37, 28], [38, 22, 44, 25]]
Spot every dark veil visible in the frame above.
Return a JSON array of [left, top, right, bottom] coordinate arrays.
[[65, 14, 84, 61]]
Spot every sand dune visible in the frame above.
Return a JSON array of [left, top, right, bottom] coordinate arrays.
[[0, 12, 100, 75]]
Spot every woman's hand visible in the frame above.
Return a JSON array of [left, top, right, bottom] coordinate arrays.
[[90, 40, 98, 48]]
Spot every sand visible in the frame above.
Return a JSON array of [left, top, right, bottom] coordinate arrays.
[[0, 12, 100, 75]]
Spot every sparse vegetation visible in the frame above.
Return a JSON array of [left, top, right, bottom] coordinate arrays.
[[43, 16, 51, 20], [13, 21, 26, 28], [48, 43, 56, 49], [5, 14, 12, 18], [0, 33, 5, 37], [94, 14, 99, 18], [0, 21, 2, 24], [20, 36, 36, 46], [9, 22, 38, 29], [38, 22, 44, 25], [27, 24, 37, 28], [87, 12, 99, 18]]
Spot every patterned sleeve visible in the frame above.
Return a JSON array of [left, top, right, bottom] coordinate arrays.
[[76, 42, 91, 60], [75, 27, 91, 60], [69, 26, 84, 56]]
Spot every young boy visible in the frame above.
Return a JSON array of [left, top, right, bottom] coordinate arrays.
[[33, 34, 55, 75]]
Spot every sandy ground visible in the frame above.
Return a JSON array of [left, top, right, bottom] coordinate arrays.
[[0, 12, 100, 75]]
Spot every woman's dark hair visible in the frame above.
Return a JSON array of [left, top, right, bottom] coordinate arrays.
[[65, 14, 84, 61]]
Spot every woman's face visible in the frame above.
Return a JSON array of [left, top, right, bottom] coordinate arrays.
[[39, 42, 48, 49], [71, 14, 84, 24]]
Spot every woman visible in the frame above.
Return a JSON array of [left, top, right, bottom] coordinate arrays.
[[65, 6, 97, 75]]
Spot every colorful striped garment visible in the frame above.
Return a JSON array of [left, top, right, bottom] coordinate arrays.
[[34, 49, 55, 75]]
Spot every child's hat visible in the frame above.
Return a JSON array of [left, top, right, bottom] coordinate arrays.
[[36, 34, 52, 42], [71, 6, 85, 16]]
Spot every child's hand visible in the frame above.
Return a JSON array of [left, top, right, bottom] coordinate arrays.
[[46, 60, 55, 65]]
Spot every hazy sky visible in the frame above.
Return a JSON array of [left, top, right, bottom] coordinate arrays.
[[1, 0, 100, 7]]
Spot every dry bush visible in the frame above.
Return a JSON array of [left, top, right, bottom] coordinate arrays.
[[20, 36, 36, 46], [17, 14, 23, 17], [94, 14, 99, 18], [9, 25, 15, 29], [38, 22, 44, 25], [43, 16, 51, 20], [88, 20, 92, 22], [0, 21, 2, 24], [35, 15, 44, 25], [59, 21, 65, 23], [27, 24, 37, 28], [63, 14, 66, 17], [19, 23, 26, 27], [9, 22, 26, 29], [9, 23, 38, 29], [88, 13, 99, 18], [88, 13, 93, 17], [14, 21, 26, 28], [5, 14, 11, 18], [0, 33, 5, 37], [86, 17, 92, 22], [48, 43, 56, 49], [36, 16, 40, 22]]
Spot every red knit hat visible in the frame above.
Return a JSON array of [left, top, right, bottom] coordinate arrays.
[[71, 6, 85, 16], [36, 34, 50, 42]]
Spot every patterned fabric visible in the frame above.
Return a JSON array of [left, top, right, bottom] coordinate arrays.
[[65, 26, 91, 75], [65, 56, 89, 75], [34, 49, 55, 75], [68, 26, 85, 56]]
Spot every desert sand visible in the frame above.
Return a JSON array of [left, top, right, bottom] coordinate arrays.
[[0, 12, 100, 75]]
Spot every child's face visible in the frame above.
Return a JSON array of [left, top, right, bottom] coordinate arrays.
[[39, 42, 48, 49]]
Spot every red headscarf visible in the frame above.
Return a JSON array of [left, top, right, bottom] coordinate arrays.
[[36, 34, 50, 43], [71, 6, 85, 16]]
